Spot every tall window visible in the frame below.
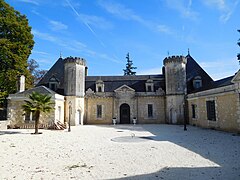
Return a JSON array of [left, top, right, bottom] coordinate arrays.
[[147, 85, 152, 92], [97, 105, 102, 118], [148, 104, 153, 118], [192, 104, 196, 118], [25, 111, 36, 122], [206, 100, 216, 121]]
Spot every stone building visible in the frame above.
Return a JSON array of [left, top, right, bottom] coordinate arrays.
[[7, 54, 240, 133]]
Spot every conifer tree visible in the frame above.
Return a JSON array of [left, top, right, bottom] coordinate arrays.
[[123, 53, 137, 76], [0, 0, 34, 105]]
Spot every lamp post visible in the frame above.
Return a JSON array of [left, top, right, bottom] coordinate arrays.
[[68, 101, 72, 132], [183, 99, 187, 131]]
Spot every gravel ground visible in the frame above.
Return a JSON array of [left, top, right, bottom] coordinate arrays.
[[0, 124, 239, 180]]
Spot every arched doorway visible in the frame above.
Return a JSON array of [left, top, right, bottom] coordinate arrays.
[[120, 103, 130, 124]]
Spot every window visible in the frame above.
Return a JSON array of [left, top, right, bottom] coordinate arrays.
[[193, 76, 202, 89], [145, 79, 154, 92], [98, 86, 102, 92], [97, 105, 102, 118], [148, 104, 153, 118], [191, 104, 196, 118], [96, 80, 104, 92], [147, 86, 152, 92], [25, 111, 36, 122], [206, 100, 216, 121], [58, 106, 61, 121], [50, 83, 56, 91]]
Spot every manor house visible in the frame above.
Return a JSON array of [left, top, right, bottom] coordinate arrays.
[[7, 54, 240, 133]]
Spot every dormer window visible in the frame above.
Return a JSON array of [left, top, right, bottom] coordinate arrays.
[[98, 86, 102, 92], [49, 76, 59, 91], [96, 79, 104, 92], [147, 85, 152, 92], [193, 76, 202, 89], [145, 79, 154, 92]]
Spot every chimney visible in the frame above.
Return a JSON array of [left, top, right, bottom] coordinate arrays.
[[85, 67, 88, 76], [19, 75, 25, 92]]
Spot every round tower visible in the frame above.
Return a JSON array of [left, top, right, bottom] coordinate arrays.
[[163, 56, 187, 124]]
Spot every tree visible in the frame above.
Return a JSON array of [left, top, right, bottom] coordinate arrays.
[[22, 92, 53, 134], [123, 53, 137, 76], [238, 30, 240, 63], [28, 59, 48, 85], [0, 0, 34, 106]]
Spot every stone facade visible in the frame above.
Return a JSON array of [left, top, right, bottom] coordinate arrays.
[[7, 86, 65, 127], [164, 56, 187, 124], [6, 55, 240, 133], [187, 74, 240, 132]]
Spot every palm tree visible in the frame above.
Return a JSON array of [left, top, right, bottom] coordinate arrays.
[[22, 92, 53, 134]]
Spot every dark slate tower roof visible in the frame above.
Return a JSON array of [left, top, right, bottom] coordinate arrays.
[[186, 54, 213, 93], [37, 57, 64, 94]]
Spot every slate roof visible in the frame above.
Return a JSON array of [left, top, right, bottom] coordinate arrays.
[[37, 57, 64, 90], [186, 55, 213, 93], [9, 86, 57, 98], [37, 55, 235, 95], [85, 75, 165, 92]]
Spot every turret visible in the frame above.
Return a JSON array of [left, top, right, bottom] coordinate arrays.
[[63, 56, 87, 126], [64, 57, 86, 97], [163, 56, 187, 124]]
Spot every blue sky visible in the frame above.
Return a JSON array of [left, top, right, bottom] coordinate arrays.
[[6, 0, 240, 80]]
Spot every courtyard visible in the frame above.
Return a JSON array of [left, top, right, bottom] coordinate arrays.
[[0, 124, 239, 180]]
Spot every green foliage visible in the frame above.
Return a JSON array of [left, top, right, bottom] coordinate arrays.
[[123, 53, 137, 76], [28, 59, 48, 85], [22, 92, 54, 134], [0, 0, 34, 104]]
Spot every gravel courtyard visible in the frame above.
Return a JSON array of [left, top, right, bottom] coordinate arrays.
[[0, 124, 239, 180]]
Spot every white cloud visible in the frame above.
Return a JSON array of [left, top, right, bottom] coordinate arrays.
[[157, 25, 173, 35], [32, 29, 58, 42], [18, 0, 39, 5], [49, 20, 68, 31], [202, 0, 239, 23], [99, 0, 177, 37], [98, 0, 147, 25], [32, 50, 50, 56], [32, 29, 121, 64], [164, 0, 198, 20], [199, 57, 239, 80], [79, 14, 113, 30]]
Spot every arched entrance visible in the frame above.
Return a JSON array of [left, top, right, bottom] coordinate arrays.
[[120, 103, 130, 124]]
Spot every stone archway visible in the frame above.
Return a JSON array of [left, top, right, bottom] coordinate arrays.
[[120, 103, 130, 124]]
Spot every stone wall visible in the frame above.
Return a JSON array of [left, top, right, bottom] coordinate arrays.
[[85, 97, 113, 124], [137, 96, 165, 124], [187, 85, 240, 133], [65, 96, 84, 125], [7, 98, 55, 127]]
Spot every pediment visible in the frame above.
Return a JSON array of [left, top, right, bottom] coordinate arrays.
[[231, 70, 240, 83], [114, 85, 135, 92]]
